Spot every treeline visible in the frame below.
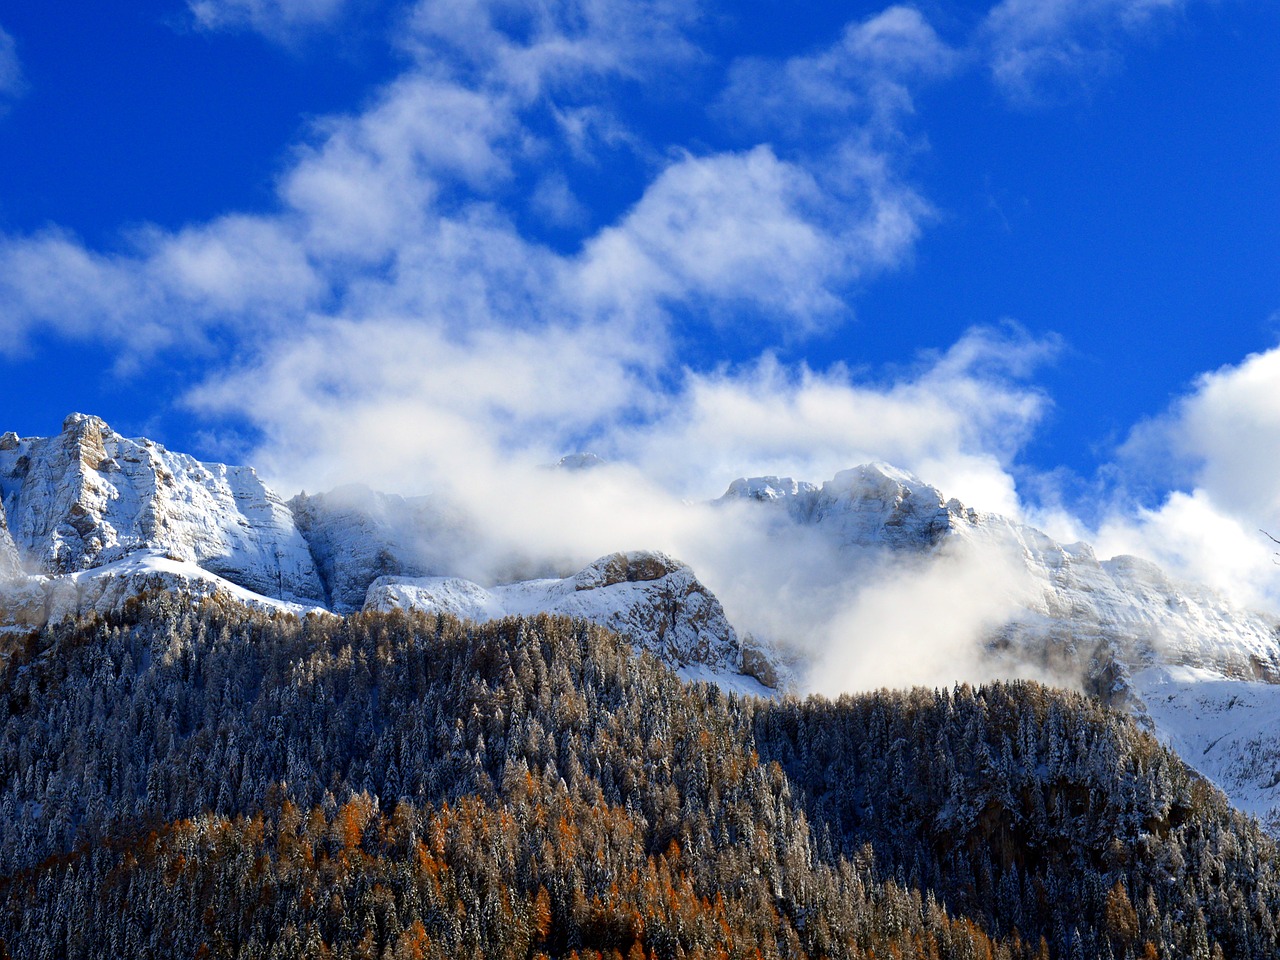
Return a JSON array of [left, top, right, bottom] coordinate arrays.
[[0, 596, 1276, 957]]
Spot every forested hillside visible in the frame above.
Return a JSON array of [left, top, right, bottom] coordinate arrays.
[[2, 599, 1277, 958]]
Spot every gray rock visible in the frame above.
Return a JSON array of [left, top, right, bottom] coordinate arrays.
[[0, 414, 325, 603]]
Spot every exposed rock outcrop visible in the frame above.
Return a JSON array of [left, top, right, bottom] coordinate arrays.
[[0, 495, 21, 583], [0, 414, 325, 603], [290, 485, 483, 612], [365, 549, 770, 689]]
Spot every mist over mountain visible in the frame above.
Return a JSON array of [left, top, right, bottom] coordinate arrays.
[[4, 413, 1280, 956]]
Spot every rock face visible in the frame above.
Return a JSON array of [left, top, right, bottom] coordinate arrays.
[[365, 550, 763, 686], [719, 463, 966, 550], [289, 485, 482, 613], [0, 415, 325, 603], [0, 497, 21, 583]]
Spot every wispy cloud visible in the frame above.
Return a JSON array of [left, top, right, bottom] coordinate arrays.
[[0, 4, 943, 366], [402, 0, 703, 94], [187, 0, 353, 38], [0, 25, 26, 107], [720, 5, 958, 139], [613, 325, 1056, 511], [982, 0, 1186, 103], [576, 144, 929, 332]]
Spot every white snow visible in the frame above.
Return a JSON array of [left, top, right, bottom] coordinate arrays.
[[365, 550, 766, 689], [5, 417, 1280, 828], [0, 550, 325, 633], [1133, 664, 1280, 832], [0, 415, 324, 603]]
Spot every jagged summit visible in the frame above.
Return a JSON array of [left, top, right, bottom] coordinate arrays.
[[719, 461, 969, 547], [0, 414, 324, 603], [555, 452, 607, 471], [719, 475, 818, 502], [364, 549, 771, 692], [5, 415, 1280, 826]]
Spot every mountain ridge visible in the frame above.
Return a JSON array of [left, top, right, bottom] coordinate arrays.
[[3, 414, 1280, 830]]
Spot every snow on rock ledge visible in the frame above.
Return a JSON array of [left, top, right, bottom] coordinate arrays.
[[718, 463, 966, 549], [364, 550, 776, 691], [0, 552, 324, 634], [0, 414, 325, 603], [289, 485, 483, 613]]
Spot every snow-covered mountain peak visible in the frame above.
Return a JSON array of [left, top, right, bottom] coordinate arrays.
[[365, 549, 772, 693], [829, 460, 926, 491], [570, 550, 684, 591], [555, 452, 607, 472], [720, 461, 968, 549], [719, 476, 818, 502], [0, 414, 325, 603]]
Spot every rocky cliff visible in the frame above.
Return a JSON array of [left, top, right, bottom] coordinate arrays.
[[0, 414, 325, 603], [364, 549, 772, 691]]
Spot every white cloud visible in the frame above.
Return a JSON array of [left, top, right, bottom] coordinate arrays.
[[575, 142, 934, 332], [0, 219, 323, 357], [805, 537, 1043, 694], [280, 75, 519, 261], [579, 147, 848, 322], [0, 25, 25, 105], [1077, 345, 1280, 610], [982, 0, 1186, 102], [529, 173, 588, 229], [1093, 490, 1277, 611], [613, 325, 1054, 510], [721, 6, 957, 139], [403, 0, 702, 96], [0, 13, 939, 360], [187, 0, 351, 37], [1163, 347, 1280, 522]]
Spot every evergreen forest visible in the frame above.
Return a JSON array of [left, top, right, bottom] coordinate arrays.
[[2, 597, 1278, 958]]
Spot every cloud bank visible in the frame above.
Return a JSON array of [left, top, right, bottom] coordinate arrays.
[[1088, 347, 1280, 611], [2, 0, 1277, 693]]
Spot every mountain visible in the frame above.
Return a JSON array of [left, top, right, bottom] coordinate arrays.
[[716, 462, 1280, 829], [6, 416, 1280, 956], [0, 413, 324, 602], [365, 549, 774, 692], [4, 415, 1280, 831], [0, 416, 766, 691]]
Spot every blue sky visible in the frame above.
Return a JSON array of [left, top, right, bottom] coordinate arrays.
[[1, 0, 1278, 604]]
